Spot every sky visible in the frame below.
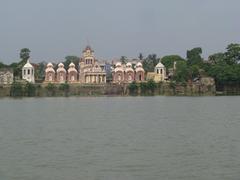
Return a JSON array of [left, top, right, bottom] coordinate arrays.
[[0, 0, 240, 64]]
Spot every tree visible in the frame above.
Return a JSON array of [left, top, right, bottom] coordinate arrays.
[[142, 54, 160, 72], [187, 47, 203, 66], [225, 43, 240, 65], [138, 53, 144, 61], [20, 48, 31, 62], [120, 56, 127, 64], [161, 55, 185, 70], [208, 53, 225, 65], [64, 56, 80, 68], [173, 61, 189, 82], [35, 62, 46, 81]]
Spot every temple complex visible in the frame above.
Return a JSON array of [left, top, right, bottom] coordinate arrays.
[[112, 62, 145, 83], [44, 46, 106, 84]]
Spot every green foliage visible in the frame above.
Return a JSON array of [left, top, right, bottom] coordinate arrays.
[[45, 83, 56, 96], [0, 62, 8, 69], [208, 53, 225, 65], [20, 48, 30, 61], [128, 81, 138, 95], [169, 81, 176, 89], [187, 47, 203, 66], [10, 82, 23, 97], [146, 79, 157, 94], [139, 82, 148, 94], [161, 55, 185, 70], [142, 54, 160, 72], [46, 83, 55, 91], [189, 65, 200, 79], [225, 43, 240, 65], [59, 83, 70, 96], [120, 56, 127, 64], [64, 56, 79, 68], [59, 83, 70, 91], [138, 53, 144, 61], [173, 61, 189, 82], [205, 43, 240, 83], [24, 82, 36, 97]]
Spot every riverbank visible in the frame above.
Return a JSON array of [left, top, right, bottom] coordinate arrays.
[[0, 81, 218, 97]]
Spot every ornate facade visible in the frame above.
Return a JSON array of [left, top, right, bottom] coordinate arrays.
[[79, 46, 106, 84], [112, 62, 145, 83]]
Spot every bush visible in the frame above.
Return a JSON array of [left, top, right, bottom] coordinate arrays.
[[146, 79, 157, 94], [59, 83, 70, 96], [45, 83, 56, 96], [128, 81, 138, 95], [140, 82, 148, 95], [10, 82, 23, 97], [24, 82, 36, 97], [59, 83, 69, 91]]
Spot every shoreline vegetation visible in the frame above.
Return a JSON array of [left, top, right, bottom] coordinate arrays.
[[0, 80, 223, 97]]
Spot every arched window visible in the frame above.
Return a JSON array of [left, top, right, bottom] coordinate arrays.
[[118, 74, 121, 81], [160, 69, 163, 74], [28, 69, 30, 75], [139, 74, 142, 81], [128, 74, 132, 81], [60, 73, 63, 81], [49, 74, 52, 81]]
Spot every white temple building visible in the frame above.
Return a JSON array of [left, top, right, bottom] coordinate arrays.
[[22, 60, 35, 83]]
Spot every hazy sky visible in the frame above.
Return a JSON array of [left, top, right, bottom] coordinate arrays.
[[0, 0, 239, 64]]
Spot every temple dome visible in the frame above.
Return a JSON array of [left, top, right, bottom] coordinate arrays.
[[156, 62, 165, 68], [126, 62, 132, 67], [136, 62, 143, 67], [57, 63, 66, 73], [23, 60, 33, 68], [46, 62, 55, 73], [125, 62, 134, 72], [116, 62, 122, 67], [47, 62, 53, 67], [69, 62, 75, 67]]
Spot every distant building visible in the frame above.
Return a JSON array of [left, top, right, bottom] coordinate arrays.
[[0, 68, 13, 85], [112, 62, 145, 83], [56, 63, 67, 83], [147, 61, 166, 82], [45, 63, 56, 82], [22, 60, 35, 83], [79, 46, 107, 84], [67, 62, 78, 83]]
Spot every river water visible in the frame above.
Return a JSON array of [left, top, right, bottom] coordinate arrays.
[[0, 96, 239, 180]]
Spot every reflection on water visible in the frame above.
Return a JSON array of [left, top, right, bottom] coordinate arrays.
[[0, 97, 240, 180]]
